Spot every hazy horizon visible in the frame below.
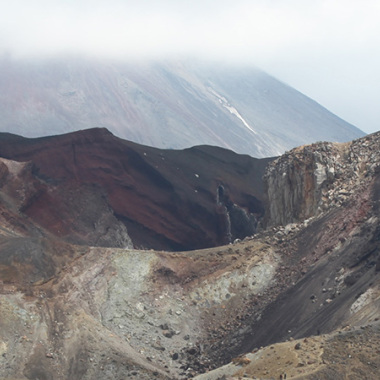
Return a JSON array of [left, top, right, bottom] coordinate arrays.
[[1, 0, 379, 134]]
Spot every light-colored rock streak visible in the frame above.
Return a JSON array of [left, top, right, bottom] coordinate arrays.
[[224, 104, 257, 135], [208, 87, 258, 135]]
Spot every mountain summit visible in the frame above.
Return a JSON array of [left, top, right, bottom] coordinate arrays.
[[0, 57, 364, 157]]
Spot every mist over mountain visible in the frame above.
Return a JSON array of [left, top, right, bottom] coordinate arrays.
[[0, 57, 364, 157]]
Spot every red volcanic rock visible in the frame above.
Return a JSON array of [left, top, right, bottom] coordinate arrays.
[[0, 128, 272, 250]]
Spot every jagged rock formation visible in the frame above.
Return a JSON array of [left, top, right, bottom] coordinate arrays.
[[0, 57, 364, 157], [265, 133, 380, 226], [1, 130, 380, 379]]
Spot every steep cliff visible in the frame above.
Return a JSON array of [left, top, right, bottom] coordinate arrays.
[[264, 133, 380, 226]]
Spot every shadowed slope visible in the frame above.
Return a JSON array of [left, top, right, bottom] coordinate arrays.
[[0, 128, 272, 250]]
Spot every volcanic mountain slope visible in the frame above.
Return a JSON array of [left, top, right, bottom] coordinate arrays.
[[1, 131, 380, 379], [0, 56, 364, 157], [0, 128, 271, 251]]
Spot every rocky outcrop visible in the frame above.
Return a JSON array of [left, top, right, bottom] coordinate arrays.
[[265, 132, 380, 226]]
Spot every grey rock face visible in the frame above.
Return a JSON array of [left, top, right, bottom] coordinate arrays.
[[264, 132, 380, 227]]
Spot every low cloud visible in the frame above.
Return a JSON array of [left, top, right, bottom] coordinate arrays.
[[1, 0, 380, 133]]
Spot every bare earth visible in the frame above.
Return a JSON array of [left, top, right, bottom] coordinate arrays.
[[1, 131, 380, 379]]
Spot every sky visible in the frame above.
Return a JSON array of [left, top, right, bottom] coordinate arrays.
[[1, 0, 379, 133]]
